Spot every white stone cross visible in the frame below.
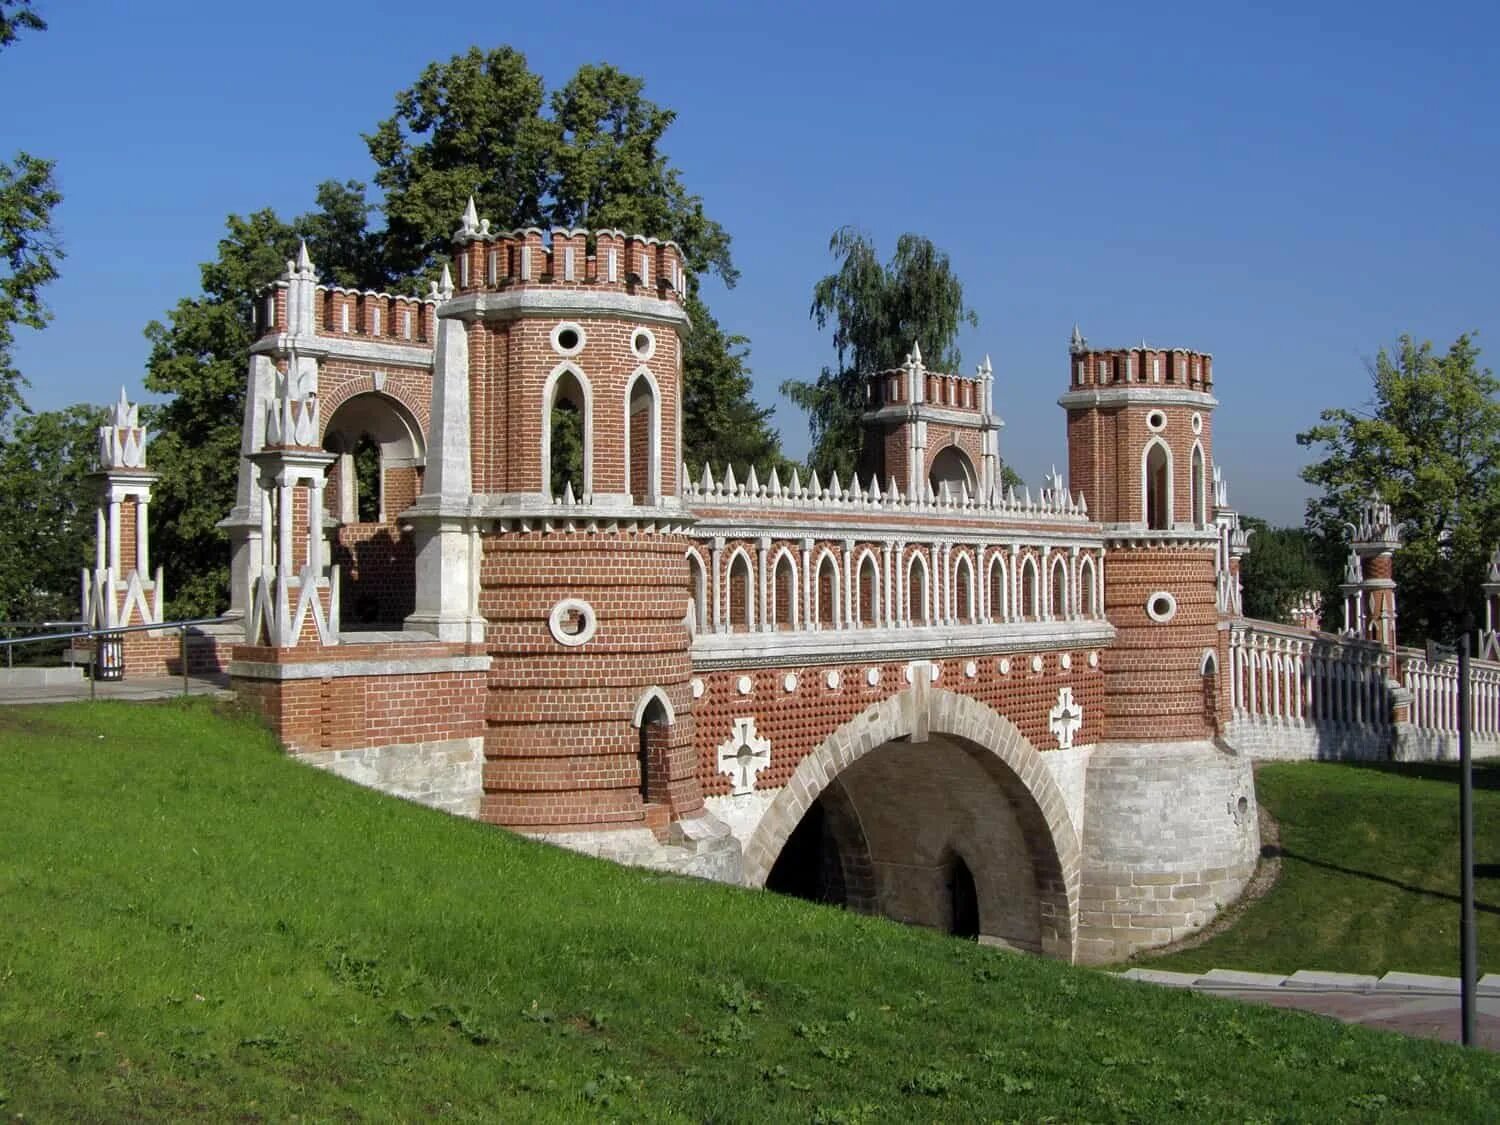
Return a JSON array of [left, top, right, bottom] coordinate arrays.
[[1049, 686, 1084, 751], [717, 716, 772, 795]]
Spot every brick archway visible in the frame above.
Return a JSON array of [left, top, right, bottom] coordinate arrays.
[[742, 684, 1081, 960]]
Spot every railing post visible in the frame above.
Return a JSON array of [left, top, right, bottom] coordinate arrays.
[[180, 624, 189, 697], [89, 633, 96, 702]]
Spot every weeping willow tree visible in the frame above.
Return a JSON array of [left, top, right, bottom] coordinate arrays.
[[782, 227, 977, 482]]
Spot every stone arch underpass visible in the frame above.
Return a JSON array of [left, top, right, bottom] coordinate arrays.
[[741, 684, 1081, 961]]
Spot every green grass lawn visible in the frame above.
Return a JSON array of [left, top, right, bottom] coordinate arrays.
[[2, 701, 1497, 1122], [1148, 761, 1500, 979]]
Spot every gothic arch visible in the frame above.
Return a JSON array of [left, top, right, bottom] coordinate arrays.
[[987, 552, 1009, 622], [929, 445, 976, 499], [742, 686, 1081, 961], [907, 550, 931, 625], [953, 551, 976, 623], [624, 366, 662, 504], [725, 545, 756, 631], [1142, 437, 1173, 530], [541, 361, 594, 498], [1190, 440, 1207, 527], [1049, 554, 1069, 620], [686, 548, 708, 635], [631, 685, 676, 728], [321, 391, 426, 524], [854, 548, 881, 627], [814, 547, 841, 629], [769, 547, 799, 629], [1019, 553, 1040, 620], [1077, 554, 1098, 618]]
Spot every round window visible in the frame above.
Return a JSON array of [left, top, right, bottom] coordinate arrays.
[[1146, 410, 1168, 432], [1191, 411, 1203, 435], [631, 326, 656, 361], [548, 598, 598, 646], [550, 322, 586, 357], [1145, 591, 1178, 623]]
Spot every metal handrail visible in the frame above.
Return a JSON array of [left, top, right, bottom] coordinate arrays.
[[0, 616, 233, 699], [2, 621, 89, 668]]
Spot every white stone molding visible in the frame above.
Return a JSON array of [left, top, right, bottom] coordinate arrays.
[[768, 545, 799, 629], [1060, 652, 1072, 670], [623, 366, 663, 503], [1145, 591, 1179, 623], [783, 672, 798, 692], [999, 657, 1011, 675], [1031, 654, 1044, 673], [736, 674, 753, 695], [541, 361, 594, 499], [1049, 686, 1085, 750], [631, 686, 676, 727], [548, 598, 598, 646], [724, 544, 757, 631], [866, 666, 880, 687], [717, 716, 772, 796], [826, 669, 842, 689], [1141, 436, 1175, 530], [964, 660, 978, 678], [1088, 650, 1099, 668], [630, 325, 657, 361], [690, 677, 705, 699]]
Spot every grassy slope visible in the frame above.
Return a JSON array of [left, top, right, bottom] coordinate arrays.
[[0, 702, 1496, 1123], [1149, 762, 1500, 978]]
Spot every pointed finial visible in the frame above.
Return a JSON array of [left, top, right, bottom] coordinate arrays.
[[910, 339, 922, 364], [296, 239, 314, 273], [461, 196, 479, 234], [979, 354, 992, 378], [1069, 323, 1087, 355], [768, 466, 782, 498], [438, 263, 454, 300], [562, 479, 576, 506]]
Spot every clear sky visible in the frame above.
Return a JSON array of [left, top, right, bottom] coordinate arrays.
[[3, 0, 1496, 525]]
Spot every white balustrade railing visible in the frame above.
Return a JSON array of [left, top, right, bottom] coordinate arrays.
[[1398, 648, 1500, 737], [1228, 623, 1390, 728]]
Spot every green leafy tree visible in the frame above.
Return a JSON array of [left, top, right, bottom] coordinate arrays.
[[0, 1, 61, 427], [783, 227, 979, 482], [367, 48, 776, 472], [1238, 518, 1329, 625], [1297, 333, 1500, 644], [0, 404, 104, 622], [144, 183, 382, 616]]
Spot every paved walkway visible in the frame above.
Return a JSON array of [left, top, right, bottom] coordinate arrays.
[[1120, 968, 1500, 1049], [0, 674, 231, 706]]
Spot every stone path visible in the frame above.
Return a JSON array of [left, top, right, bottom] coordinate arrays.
[[1120, 968, 1500, 1049], [0, 674, 231, 706]]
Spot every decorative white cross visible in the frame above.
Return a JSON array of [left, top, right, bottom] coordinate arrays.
[[717, 716, 772, 795], [1049, 687, 1084, 750]]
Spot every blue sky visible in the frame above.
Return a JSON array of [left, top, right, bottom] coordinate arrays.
[[4, 0, 1496, 524]]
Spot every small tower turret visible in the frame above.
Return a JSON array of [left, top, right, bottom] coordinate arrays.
[[1340, 491, 1401, 650], [83, 388, 163, 629]]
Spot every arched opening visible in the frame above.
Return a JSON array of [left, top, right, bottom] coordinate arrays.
[[1201, 650, 1220, 732], [544, 365, 590, 499], [1078, 556, 1097, 618], [1020, 556, 1039, 620], [988, 554, 1008, 623], [753, 692, 1080, 958], [771, 551, 797, 631], [1144, 440, 1171, 530], [857, 553, 879, 628], [321, 392, 425, 626], [947, 853, 980, 939], [636, 695, 670, 803], [727, 549, 754, 632], [929, 446, 976, 500], [954, 554, 974, 624], [907, 553, 929, 626], [1050, 556, 1068, 620], [626, 371, 659, 505], [1191, 442, 1206, 527], [687, 550, 708, 635], [816, 552, 839, 629]]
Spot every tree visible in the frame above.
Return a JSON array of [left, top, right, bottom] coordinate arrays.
[[1297, 333, 1500, 644], [0, 404, 104, 622], [367, 48, 776, 472], [783, 227, 978, 481], [0, 1, 61, 428], [143, 184, 382, 616], [1237, 518, 1328, 625]]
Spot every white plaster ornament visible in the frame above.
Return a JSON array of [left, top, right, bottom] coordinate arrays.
[[717, 717, 772, 796]]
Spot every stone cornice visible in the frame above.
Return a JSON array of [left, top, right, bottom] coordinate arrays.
[[251, 332, 434, 367], [860, 404, 1005, 430], [1101, 526, 1220, 550], [1057, 387, 1218, 411], [691, 620, 1116, 670], [438, 288, 691, 330], [230, 654, 491, 681]]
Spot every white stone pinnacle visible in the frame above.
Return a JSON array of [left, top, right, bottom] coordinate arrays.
[[461, 195, 479, 234]]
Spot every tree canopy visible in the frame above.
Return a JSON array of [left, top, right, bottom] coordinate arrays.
[[1237, 518, 1329, 626], [0, 0, 61, 428], [783, 227, 980, 481], [142, 47, 782, 616], [1297, 333, 1500, 644]]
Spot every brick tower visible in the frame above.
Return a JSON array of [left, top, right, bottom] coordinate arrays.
[[1059, 327, 1220, 740], [404, 202, 704, 835], [859, 344, 1002, 501], [1340, 491, 1401, 650]]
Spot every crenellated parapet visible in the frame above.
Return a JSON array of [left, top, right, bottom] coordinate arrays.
[[253, 243, 437, 348], [1065, 329, 1214, 394], [447, 197, 688, 302]]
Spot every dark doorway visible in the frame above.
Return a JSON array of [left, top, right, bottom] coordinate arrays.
[[766, 799, 847, 907], [948, 854, 980, 939]]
